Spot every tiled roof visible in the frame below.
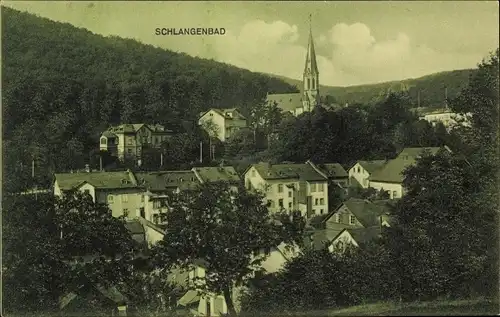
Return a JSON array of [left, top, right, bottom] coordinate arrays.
[[105, 123, 172, 135], [347, 226, 382, 246], [369, 147, 443, 183], [192, 166, 241, 184], [316, 163, 348, 178], [101, 131, 117, 138], [252, 162, 326, 182], [357, 160, 387, 174], [136, 170, 199, 192], [310, 229, 344, 250], [200, 108, 246, 120], [266, 93, 303, 112], [125, 220, 145, 235], [55, 170, 138, 190], [323, 198, 390, 228]]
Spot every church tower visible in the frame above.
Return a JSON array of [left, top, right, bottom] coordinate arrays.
[[302, 14, 320, 112]]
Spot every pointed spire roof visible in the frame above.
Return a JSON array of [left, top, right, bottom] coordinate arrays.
[[304, 14, 319, 75]]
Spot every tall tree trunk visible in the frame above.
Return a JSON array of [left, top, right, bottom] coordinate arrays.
[[222, 285, 237, 317]]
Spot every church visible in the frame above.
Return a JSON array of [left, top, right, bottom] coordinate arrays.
[[266, 19, 321, 116]]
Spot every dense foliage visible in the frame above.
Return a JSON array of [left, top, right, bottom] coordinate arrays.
[[151, 182, 304, 316]]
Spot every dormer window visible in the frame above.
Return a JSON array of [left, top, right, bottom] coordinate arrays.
[[100, 138, 107, 145]]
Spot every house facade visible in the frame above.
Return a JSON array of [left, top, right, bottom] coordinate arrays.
[[99, 123, 174, 161], [244, 162, 328, 218], [348, 160, 387, 188], [368, 146, 450, 199], [198, 108, 247, 142], [54, 170, 145, 219]]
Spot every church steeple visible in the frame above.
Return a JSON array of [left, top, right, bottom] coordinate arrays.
[[302, 14, 320, 112]]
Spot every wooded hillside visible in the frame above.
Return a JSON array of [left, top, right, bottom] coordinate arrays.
[[2, 7, 297, 190]]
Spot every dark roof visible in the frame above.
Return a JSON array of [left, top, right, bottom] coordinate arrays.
[[357, 160, 387, 174], [267, 93, 303, 113], [323, 198, 390, 228], [304, 28, 319, 74], [192, 166, 241, 184], [104, 123, 173, 135], [316, 163, 348, 178], [55, 170, 138, 190], [252, 162, 327, 182], [136, 170, 199, 192], [125, 220, 145, 235], [101, 131, 117, 138], [310, 229, 344, 250], [347, 226, 382, 246], [369, 147, 443, 183]]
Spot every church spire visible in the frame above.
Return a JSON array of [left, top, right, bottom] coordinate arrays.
[[304, 14, 319, 75]]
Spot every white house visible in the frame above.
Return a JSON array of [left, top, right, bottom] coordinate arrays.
[[198, 108, 247, 142], [368, 146, 451, 199], [419, 109, 472, 131], [348, 160, 387, 188], [244, 162, 329, 218]]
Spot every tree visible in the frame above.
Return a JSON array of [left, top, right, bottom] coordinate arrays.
[[151, 182, 303, 316], [2, 192, 141, 313]]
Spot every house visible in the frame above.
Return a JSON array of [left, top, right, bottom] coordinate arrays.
[[418, 108, 472, 131], [257, 242, 302, 274], [59, 280, 129, 316], [53, 170, 145, 219], [266, 18, 320, 116], [368, 146, 451, 199], [308, 160, 349, 187], [348, 160, 387, 188], [99, 123, 174, 161], [320, 197, 392, 231], [198, 108, 247, 142], [244, 162, 328, 218], [124, 219, 147, 248], [192, 165, 242, 191], [326, 226, 383, 252]]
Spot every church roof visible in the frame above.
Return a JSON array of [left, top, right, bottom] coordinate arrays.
[[266, 93, 303, 113], [304, 26, 319, 75]]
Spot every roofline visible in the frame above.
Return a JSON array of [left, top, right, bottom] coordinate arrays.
[[368, 179, 403, 184], [305, 160, 329, 180], [330, 228, 348, 244], [321, 201, 346, 223]]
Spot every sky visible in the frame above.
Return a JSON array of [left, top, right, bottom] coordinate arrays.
[[4, 1, 499, 86]]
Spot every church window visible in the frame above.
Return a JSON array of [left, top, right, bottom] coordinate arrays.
[[312, 78, 315, 90], [307, 78, 311, 90]]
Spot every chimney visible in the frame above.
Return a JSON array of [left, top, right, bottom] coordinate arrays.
[[85, 164, 90, 173]]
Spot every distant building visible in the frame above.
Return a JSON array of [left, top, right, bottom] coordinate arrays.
[[368, 146, 452, 199], [266, 18, 321, 116], [308, 160, 349, 188], [419, 108, 472, 131], [99, 123, 174, 161], [198, 108, 247, 142], [244, 162, 329, 218]]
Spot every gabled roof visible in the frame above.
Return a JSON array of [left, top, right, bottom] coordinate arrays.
[[315, 163, 348, 179], [345, 226, 382, 246], [104, 123, 172, 135], [369, 147, 445, 183], [136, 170, 199, 192], [55, 170, 139, 190], [251, 162, 327, 182], [192, 166, 241, 184], [310, 229, 344, 250], [356, 160, 387, 174], [199, 108, 246, 121], [323, 198, 390, 228], [266, 93, 303, 113]]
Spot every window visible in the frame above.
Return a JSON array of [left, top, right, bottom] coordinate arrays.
[[123, 209, 129, 217], [350, 215, 356, 225], [122, 195, 128, 203], [279, 199, 283, 207], [312, 78, 315, 90], [269, 200, 275, 208], [307, 78, 311, 90], [392, 191, 398, 198], [84, 189, 90, 195], [293, 197, 296, 205], [310, 183, 317, 192], [315, 198, 319, 205], [320, 198, 324, 205], [288, 202, 292, 209], [127, 149, 132, 154], [318, 183, 324, 192], [320, 209, 324, 214], [128, 138, 133, 145], [334, 213, 340, 223], [288, 191, 292, 198], [153, 200, 161, 209], [278, 184, 283, 193], [141, 195, 145, 203], [108, 195, 114, 203], [155, 137, 159, 144], [357, 167, 360, 173], [140, 208, 145, 218], [251, 170, 256, 177], [209, 113, 213, 116], [100, 138, 107, 145], [153, 214, 160, 224]]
